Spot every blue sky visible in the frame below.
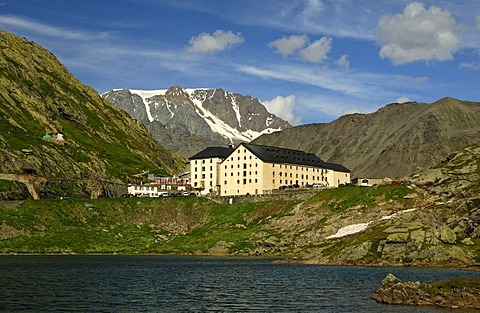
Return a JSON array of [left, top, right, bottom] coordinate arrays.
[[1, 0, 479, 124]]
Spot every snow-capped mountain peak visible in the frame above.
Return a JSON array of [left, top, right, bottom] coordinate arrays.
[[102, 86, 291, 157]]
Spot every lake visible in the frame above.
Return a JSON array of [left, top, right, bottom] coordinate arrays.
[[0, 255, 478, 312]]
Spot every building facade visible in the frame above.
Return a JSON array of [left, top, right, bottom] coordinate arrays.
[[189, 146, 235, 195], [189, 143, 351, 196]]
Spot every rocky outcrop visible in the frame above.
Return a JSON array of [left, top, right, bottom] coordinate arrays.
[[372, 274, 480, 309]]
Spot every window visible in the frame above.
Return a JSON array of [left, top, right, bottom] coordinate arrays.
[[272, 164, 275, 167], [243, 171, 247, 177], [210, 159, 213, 163], [202, 174, 205, 179], [243, 164, 247, 169], [224, 180, 227, 185], [194, 174, 197, 179], [210, 174, 213, 178], [225, 173, 227, 176], [237, 180, 240, 184], [224, 165, 227, 169], [202, 160, 205, 164], [255, 163, 258, 167], [255, 179, 258, 183], [273, 171, 275, 177], [231, 173, 234, 176], [202, 167, 205, 172], [280, 172, 282, 176], [210, 166, 212, 171], [195, 160, 197, 164], [273, 179, 275, 184], [249, 179, 252, 183]]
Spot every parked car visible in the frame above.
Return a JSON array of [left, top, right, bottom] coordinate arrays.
[[182, 192, 189, 197]]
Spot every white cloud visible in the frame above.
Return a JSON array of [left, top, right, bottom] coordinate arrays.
[[268, 34, 307, 57], [186, 29, 244, 54], [0, 15, 98, 40], [335, 54, 349, 70], [262, 95, 301, 125], [300, 37, 332, 63], [396, 75, 428, 83], [459, 62, 480, 71], [376, 2, 462, 65], [341, 108, 361, 115], [395, 96, 411, 103]]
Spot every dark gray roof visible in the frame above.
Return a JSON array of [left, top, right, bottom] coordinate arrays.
[[242, 143, 350, 173], [189, 146, 235, 160]]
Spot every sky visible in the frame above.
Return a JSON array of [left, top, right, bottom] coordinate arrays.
[[0, 0, 479, 125]]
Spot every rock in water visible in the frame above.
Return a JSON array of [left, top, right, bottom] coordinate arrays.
[[372, 274, 480, 309]]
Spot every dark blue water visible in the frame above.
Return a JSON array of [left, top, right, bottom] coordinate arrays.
[[0, 256, 478, 312]]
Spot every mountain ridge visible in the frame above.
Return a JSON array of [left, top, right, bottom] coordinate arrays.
[[253, 97, 480, 179], [102, 86, 291, 157]]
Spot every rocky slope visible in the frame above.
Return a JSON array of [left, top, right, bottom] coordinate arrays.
[[253, 98, 480, 179], [284, 141, 480, 267], [0, 30, 185, 199], [102, 87, 291, 157]]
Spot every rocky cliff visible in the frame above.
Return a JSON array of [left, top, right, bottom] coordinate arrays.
[[0, 30, 185, 199], [253, 98, 480, 179], [102, 86, 291, 157]]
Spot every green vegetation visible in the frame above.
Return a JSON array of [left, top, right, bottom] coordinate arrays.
[[305, 185, 415, 213], [428, 277, 480, 293], [0, 197, 297, 255]]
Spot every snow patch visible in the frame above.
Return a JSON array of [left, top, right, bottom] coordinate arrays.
[[326, 208, 419, 239], [231, 95, 242, 127], [326, 223, 369, 239]]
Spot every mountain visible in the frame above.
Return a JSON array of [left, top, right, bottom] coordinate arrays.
[[253, 98, 480, 179], [102, 86, 291, 157], [0, 30, 184, 199]]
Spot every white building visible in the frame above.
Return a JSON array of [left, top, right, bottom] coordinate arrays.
[[189, 146, 234, 195], [189, 143, 351, 196], [127, 184, 160, 197]]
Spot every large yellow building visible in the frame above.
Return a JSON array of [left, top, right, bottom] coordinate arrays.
[[189, 143, 351, 196]]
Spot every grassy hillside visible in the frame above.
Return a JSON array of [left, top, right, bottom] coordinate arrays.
[[0, 183, 477, 267], [0, 30, 185, 198]]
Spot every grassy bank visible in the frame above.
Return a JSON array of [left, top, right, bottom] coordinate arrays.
[[0, 196, 298, 254]]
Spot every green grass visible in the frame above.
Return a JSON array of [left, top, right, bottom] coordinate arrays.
[[305, 185, 415, 213], [0, 197, 298, 255]]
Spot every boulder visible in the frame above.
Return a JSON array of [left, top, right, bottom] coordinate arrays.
[[435, 224, 457, 244], [386, 232, 408, 243]]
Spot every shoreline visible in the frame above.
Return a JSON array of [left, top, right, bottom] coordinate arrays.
[[1, 251, 479, 272]]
